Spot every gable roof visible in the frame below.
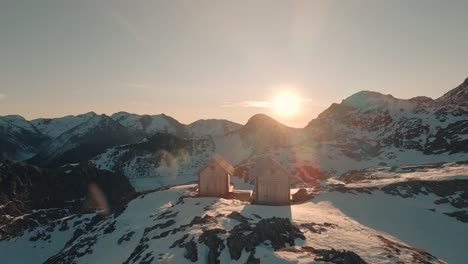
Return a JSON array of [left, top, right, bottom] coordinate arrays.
[[252, 156, 290, 180], [197, 154, 235, 176]]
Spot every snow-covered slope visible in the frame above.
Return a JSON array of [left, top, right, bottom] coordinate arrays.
[[3, 161, 468, 263], [31, 112, 97, 139], [29, 115, 144, 167], [111, 112, 242, 139]]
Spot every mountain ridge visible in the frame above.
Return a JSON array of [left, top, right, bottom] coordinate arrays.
[[1, 77, 468, 177]]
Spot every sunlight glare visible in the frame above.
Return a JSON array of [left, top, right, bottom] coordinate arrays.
[[273, 91, 301, 116]]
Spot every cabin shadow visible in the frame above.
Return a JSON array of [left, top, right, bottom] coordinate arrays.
[[238, 199, 292, 221]]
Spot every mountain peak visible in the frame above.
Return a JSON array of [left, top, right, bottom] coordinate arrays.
[[0, 115, 27, 122], [343, 90, 395, 102], [245, 113, 278, 126], [437, 76, 468, 105], [342, 90, 397, 111]]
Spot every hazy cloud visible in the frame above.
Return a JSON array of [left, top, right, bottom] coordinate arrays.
[[0, 94, 5, 101]]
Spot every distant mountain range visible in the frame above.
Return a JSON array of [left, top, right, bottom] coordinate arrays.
[[2, 77, 468, 264], [1, 77, 468, 188]]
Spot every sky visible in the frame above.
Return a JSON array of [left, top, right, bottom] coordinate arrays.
[[1, 0, 468, 127]]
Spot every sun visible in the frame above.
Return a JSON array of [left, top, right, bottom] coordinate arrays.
[[272, 91, 301, 116]]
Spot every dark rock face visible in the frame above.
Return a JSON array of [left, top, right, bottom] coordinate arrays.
[[184, 238, 198, 262], [227, 217, 305, 260], [424, 120, 468, 154], [245, 251, 261, 264], [198, 228, 226, 264], [118, 231, 135, 245], [0, 160, 136, 240]]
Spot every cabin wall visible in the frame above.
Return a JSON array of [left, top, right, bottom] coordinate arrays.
[[255, 164, 290, 205], [199, 164, 230, 197]]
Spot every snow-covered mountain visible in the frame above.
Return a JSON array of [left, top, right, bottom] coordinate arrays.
[[284, 77, 468, 176], [0, 115, 47, 161], [28, 115, 144, 167], [1, 77, 468, 184], [238, 114, 304, 152], [0, 112, 245, 170], [110, 112, 242, 139], [31, 111, 97, 139], [187, 119, 242, 138], [111, 112, 188, 138], [2, 160, 467, 263]]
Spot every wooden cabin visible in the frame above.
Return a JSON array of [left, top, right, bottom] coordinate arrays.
[[253, 156, 291, 205], [197, 154, 234, 197]]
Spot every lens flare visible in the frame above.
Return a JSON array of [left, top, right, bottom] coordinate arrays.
[[273, 91, 301, 116]]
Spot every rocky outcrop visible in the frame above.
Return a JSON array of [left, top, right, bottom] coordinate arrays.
[[227, 217, 305, 260]]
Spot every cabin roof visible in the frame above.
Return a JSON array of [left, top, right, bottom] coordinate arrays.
[[252, 156, 290, 180], [197, 154, 235, 176]]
